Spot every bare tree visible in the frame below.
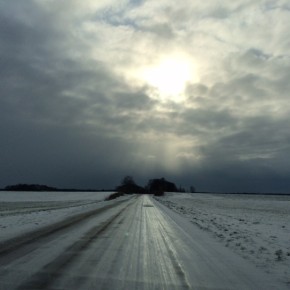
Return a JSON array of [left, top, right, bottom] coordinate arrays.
[[190, 186, 196, 193], [121, 176, 135, 186]]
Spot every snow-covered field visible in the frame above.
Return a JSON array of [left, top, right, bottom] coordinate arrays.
[[0, 192, 288, 289], [0, 191, 114, 243], [155, 192, 290, 285]]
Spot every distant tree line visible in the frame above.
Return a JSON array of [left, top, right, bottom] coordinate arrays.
[[3, 178, 196, 196], [4, 184, 57, 191], [116, 176, 195, 196], [2, 184, 116, 192]]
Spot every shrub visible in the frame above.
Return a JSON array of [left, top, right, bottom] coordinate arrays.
[[154, 191, 164, 196], [275, 249, 284, 261], [105, 192, 125, 201]]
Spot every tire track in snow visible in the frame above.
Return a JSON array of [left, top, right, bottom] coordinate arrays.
[[146, 201, 191, 289], [0, 197, 131, 260], [0, 200, 99, 217], [16, 198, 137, 290], [59, 202, 139, 290]]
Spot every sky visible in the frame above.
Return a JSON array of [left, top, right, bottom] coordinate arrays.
[[1, 0, 290, 192]]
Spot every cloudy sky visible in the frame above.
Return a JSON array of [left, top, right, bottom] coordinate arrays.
[[1, 0, 290, 192]]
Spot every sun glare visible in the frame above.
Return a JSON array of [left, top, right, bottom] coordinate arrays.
[[140, 55, 194, 101]]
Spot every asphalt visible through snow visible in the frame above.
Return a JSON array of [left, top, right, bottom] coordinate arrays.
[[0, 194, 287, 290]]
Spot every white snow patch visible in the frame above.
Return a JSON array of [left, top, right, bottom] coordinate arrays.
[[0, 191, 116, 243], [155, 192, 290, 285], [0, 191, 112, 202]]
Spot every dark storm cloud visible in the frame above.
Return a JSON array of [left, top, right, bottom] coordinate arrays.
[[0, 1, 156, 189], [199, 117, 289, 163], [0, 116, 143, 188], [1, 0, 290, 192]]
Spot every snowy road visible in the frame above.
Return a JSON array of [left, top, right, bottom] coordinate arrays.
[[0, 194, 287, 289]]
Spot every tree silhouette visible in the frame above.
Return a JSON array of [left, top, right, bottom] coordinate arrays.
[[121, 176, 135, 186], [116, 176, 145, 194], [147, 177, 178, 195], [190, 186, 196, 193]]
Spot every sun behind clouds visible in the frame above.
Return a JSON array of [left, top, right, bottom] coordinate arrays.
[[140, 54, 196, 101]]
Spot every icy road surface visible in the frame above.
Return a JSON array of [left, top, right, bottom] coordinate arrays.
[[0, 194, 287, 289]]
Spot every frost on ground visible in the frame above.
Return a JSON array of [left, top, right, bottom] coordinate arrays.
[[156, 192, 290, 285], [0, 191, 114, 243]]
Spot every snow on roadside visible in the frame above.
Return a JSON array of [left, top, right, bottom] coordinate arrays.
[[155, 192, 290, 285], [0, 191, 117, 243], [0, 191, 112, 202]]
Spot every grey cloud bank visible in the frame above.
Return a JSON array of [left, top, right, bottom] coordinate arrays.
[[1, 0, 290, 192]]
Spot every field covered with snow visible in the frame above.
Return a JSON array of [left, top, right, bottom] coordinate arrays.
[[0, 191, 114, 244], [0, 191, 288, 288], [155, 192, 290, 285]]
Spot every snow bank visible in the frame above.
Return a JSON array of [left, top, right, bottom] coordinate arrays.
[[155, 192, 290, 285], [0, 191, 112, 202], [0, 191, 114, 243]]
